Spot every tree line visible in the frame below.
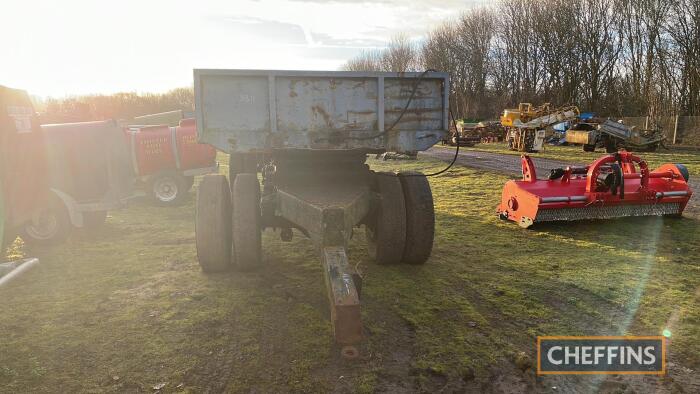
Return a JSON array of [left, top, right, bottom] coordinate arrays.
[[33, 87, 194, 124], [344, 0, 700, 122]]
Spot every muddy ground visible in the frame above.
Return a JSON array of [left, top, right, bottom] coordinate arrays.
[[1, 152, 699, 393]]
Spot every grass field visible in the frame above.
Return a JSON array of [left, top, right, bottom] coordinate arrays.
[[1, 153, 699, 392]]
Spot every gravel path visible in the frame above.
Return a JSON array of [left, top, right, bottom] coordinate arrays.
[[423, 145, 700, 218]]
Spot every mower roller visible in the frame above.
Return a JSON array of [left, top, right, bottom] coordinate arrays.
[[497, 151, 692, 228]]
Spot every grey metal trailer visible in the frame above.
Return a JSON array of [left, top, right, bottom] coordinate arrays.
[[193, 69, 449, 357]]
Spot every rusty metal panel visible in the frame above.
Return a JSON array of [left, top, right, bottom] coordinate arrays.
[[322, 246, 362, 345], [194, 70, 449, 153]]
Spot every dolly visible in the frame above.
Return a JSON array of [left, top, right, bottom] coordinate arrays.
[[497, 151, 692, 227]]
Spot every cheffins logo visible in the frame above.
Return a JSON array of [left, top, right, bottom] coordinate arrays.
[[537, 336, 666, 375]]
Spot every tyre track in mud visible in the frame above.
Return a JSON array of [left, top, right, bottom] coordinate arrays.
[[422, 146, 700, 219]]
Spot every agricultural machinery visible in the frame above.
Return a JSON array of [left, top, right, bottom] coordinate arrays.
[[497, 151, 692, 227], [443, 120, 502, 146], [0, 86, 50, 253], [566, 119, 667, 153], [193, 69, 448, 357], [125, 118, 217, 205], [501, 103, 579, 152], [20, 120, 134, 244]]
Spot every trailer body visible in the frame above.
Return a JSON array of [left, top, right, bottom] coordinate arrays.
[[194, 70, 449, 154], [194, 70, 448, 356]]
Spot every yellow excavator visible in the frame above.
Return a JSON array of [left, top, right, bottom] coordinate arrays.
[[501, 103, 579, 152]]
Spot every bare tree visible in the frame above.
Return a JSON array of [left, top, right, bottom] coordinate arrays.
[[341, 0, 700, 119]]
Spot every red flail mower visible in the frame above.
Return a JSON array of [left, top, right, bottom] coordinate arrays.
[[497, 151, 692, 228]]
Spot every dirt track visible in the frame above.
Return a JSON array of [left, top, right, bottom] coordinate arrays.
[[423, 146, 700, 218]]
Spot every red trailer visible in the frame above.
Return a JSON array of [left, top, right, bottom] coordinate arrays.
[[0, 86, 50, 253], [125, 118, 217, 205]]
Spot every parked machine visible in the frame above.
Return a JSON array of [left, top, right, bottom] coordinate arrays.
[[444, 121, 481, 147], [0, 86, 50, 253], [193, 69, 448, 357], [125, 118, 217, 205], [19, 120, 134, 244], [566, 119, 666, 153], [497, 151, 692, 227], [501, 103, 579, 152]]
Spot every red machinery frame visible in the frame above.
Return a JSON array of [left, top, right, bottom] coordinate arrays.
[[498, 151, 692, 227]]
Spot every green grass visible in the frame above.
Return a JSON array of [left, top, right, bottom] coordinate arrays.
[[458, 142, 700, 175], [1, 153, 699, 392]]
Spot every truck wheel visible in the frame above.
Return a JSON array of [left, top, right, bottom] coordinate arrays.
[[398, 172, 434, 264], [605, 142, 617, 153], [229, 153, 257, 184], [82, 211, 107, 229], [365, 172, 406, 264], [20, 195, 71, 246], [231, 173, 262, 270], [150, 172, 187, 206], [196, 174, 232, 272], [583, 144, 596, 152]]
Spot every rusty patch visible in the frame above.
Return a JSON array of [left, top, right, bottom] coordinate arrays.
[[312, 105, 333, 126]]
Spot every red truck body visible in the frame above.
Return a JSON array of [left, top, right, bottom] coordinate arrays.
[[125, 118, 217, 204], [126, 118, 216, 177]]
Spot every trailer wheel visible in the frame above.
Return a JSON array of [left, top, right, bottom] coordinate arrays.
[[150, 172, 187, 206], [232, 173, 262, 270], [365, 172, 406, 264], [196, 174, 232, 272], [583, 144, 596, 152], [20, 195, 71, 246], [398, 172, 434, 264], [605, 141, 618, 153], [229, 153, 258, 183], [82, 211, 107, 229]]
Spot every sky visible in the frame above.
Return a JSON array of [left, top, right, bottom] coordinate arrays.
[[0, 0, 484, 98]]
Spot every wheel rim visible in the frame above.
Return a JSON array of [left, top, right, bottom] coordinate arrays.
[[154, 177, 178, 202], [25, 210, 59, 240]]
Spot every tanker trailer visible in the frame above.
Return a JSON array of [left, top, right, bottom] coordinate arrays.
[[125, 118, 217, 205], [193, 69, 449, 357], [0, 86, 50, 254], [19, 120, 134, 244]]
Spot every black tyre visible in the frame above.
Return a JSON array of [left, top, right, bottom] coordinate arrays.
[[229, 153, 257, 182], [583, 144, 596, 152], [231, 173, 262, 270], [82, 211, 107, 229], [20, 194, 71, 246], [398, 172, 434, 264], [196, 174, 232, 272], [365, 172, 406, 264], [149, 172, 187, 206]]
